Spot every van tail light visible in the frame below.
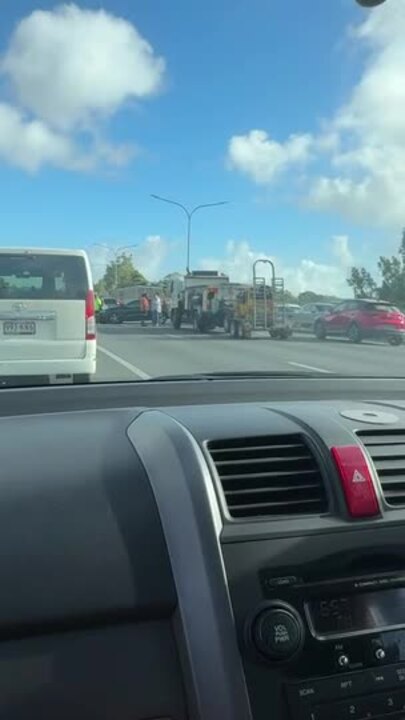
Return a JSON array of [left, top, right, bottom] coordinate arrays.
[[86, 290, 96, 340]]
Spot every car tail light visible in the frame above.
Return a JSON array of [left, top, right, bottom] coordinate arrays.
[[86, 290, 96, 340]]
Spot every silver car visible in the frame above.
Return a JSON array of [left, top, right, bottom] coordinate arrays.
[[293, 303, 336, 333]]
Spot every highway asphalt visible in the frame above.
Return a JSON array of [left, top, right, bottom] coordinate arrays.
[[94, 322, 405, 382]]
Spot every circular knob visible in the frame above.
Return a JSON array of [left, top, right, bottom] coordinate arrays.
[[375, 648, 386, 661], [337, 654, 350, 668], [251, 603, 304, 662]]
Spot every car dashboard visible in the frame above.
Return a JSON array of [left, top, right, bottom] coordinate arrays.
[[1, 377, 405, 719]]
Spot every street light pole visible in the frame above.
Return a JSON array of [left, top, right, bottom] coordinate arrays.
[[151, 194, 228, 274]]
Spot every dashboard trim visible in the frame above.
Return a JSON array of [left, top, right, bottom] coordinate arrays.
[[127, 409, 252, 720], [3, 376, 405, 417]]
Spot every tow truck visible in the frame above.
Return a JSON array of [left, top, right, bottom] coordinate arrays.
[[224, 259, 292, 339], [170, 271, 230, 331]]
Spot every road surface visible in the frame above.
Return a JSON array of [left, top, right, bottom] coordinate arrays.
[[94, 323, 405, 381]]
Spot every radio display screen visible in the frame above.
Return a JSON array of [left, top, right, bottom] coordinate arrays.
[[307, 587, 405, 637]]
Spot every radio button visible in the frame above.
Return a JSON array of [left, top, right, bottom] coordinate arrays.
[[334, 690, 405, 720], [336, 697, 379, 720], [394, 666, 405, 685], [316, 673, 367, 701], [338, 654, 350, 668], [335, 673, 368, 697], [288, 682, 320, 704], [390, 689, 405, 712], [252, 604, 304, 661], [374, 647, 386, 661], [368, 667, 394, 690], [380, 691, 404, 713], [288, 673, 367, 705], [298, 708, 332, 720]]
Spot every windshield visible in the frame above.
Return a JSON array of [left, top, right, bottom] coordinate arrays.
[[0, 0, 403, 385]]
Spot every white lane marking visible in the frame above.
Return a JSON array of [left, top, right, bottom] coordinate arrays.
[[98, 346, 151, 379], [288, 361, 332, 374]]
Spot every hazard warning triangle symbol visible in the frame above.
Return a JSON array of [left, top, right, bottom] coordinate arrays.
[[352, 469, 367, 483]]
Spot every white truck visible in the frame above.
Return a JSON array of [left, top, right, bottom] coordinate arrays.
[[169, 271, 230, 331]]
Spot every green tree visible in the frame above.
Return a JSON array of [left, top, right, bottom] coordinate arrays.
[[378, 255, 403, 303], [347, 229, 405, 306], [95, 253, 147, 294], [377, 229, 405, 305], [347, 267, 378, 298]]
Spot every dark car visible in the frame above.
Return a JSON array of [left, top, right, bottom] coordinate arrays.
[[314, 299, 405, 345], [98, 299, 146, 324], [293, 303, 336, 333], [102, 297, 118, 310]]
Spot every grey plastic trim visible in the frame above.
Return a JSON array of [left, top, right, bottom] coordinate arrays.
[[127, 410, 252, 720]]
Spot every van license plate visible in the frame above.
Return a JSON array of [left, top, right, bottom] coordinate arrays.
[[3, 321, 36, 335]]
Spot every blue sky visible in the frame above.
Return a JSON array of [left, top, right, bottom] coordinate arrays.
[[0, 0, 402, 294]]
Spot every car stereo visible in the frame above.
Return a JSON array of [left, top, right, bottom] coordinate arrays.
[[246, 568, 405, 720]]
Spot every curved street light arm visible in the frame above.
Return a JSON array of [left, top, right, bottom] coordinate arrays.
[[150, 194, 190, 220], [189, 201, 229, 219]]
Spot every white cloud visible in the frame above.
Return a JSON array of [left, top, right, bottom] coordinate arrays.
[[92, 140, 136, 168], [332, 235, 354, 268], [89, 234, 354, 297], [307, 2, 405, 226], [87, 244, 113, 282], [227, 2, 405, 229], [0, 4, 165, 173], [135, 236, 170, 281], [0, 102, 89, 172], [199, 237, 352, 297], [0, 102, 136, 173], [227, 129, 313, 184], [88, 236, 171, 284], [2, 4, 165, 131]]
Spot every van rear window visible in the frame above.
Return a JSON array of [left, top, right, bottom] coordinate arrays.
[[0, 254, 88, 300]]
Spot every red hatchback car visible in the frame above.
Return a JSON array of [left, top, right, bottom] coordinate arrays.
[[314, 299, 405, 345]]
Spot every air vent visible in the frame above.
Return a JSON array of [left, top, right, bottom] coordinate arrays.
[[207, 434, 327, 519], [358, 429, 405, 507]]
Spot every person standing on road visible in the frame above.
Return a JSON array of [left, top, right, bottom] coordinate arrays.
[[161, 296, 170, 325], [152, 292, 162, 326], [140, 292, 150, 326], [95, 292, 103, 314]]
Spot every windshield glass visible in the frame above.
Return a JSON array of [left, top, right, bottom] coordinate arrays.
[[0, 0, 403, 385]]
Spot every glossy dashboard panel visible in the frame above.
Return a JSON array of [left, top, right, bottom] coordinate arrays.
[[0, 378, 404, 719]]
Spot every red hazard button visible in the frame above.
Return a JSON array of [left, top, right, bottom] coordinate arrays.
[[331, 445, 380, 518]]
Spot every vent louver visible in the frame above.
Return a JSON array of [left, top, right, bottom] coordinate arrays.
[[207, 434, 327, 519], [358, 429, 405, 507]]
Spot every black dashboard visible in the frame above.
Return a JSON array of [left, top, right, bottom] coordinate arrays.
[[2, 377, 405, 720]]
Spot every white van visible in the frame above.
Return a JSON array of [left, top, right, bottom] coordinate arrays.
[[0, 248, 96, 383]]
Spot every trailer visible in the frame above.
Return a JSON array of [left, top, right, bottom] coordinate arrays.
[[224, 259, 292, 339]]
